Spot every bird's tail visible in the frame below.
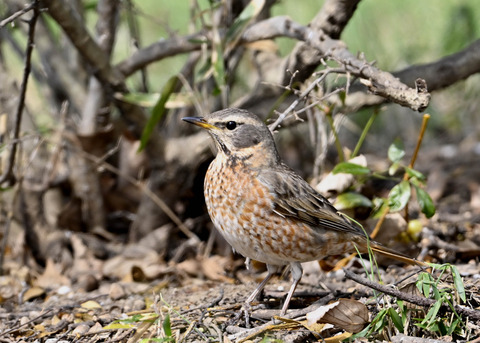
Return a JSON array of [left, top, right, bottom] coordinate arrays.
[[369, 242, 428, 267]]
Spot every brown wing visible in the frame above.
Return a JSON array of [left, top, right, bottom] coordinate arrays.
[[257, 164, 425, 266], [257, 163, 366, 236]]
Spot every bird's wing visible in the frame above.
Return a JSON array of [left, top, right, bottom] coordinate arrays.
[[257, 164, 366, 236]]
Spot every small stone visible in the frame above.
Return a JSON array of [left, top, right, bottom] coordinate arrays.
[[109, 283, 126, 300], [71, 324, 90, 336]]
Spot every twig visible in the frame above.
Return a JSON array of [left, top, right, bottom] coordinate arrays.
[[403, 113, 431, 181], [402, 113, 431, 221], [344, 269, 480, 321], [0, 0, 40, 185], [0, 309, 54, 337], [227, 294, 335, 342], [268, 71, 332, 131], [0, 2, 36, 27]]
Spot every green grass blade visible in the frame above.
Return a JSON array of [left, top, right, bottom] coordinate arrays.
[[139, 75, 179, 152]]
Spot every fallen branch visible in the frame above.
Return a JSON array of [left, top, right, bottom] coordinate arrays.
[[344, 269, 480, 322]]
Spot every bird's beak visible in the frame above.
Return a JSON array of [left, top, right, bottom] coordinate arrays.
[[182, 117, 217, 130]]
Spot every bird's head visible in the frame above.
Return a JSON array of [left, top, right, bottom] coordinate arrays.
[[182, 108, 280, 166]]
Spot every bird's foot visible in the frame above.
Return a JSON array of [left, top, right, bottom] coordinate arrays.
[[228, 302, 266, 328]]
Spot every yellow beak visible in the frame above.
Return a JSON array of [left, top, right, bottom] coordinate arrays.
[[182, 117, 217, 130]]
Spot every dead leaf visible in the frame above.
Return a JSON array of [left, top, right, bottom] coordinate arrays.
[[35, 259, 71, 289], [201, 256, 235, 283], [176, 258, 200, 276], [315, 155, 367, 196], [399, 282, 423, 310], [81, 300, 102, 309], [307, 298, 369, 333], [23, 287, 45, 302], [324, 332, 353, 342], [306, 301, 339, 324]]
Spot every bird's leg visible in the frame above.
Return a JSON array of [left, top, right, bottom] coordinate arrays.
[[245, 264, 279, 305], [279, 262, 303, 316], [245, 257, 252, 270], [239, 264, 280, 327]]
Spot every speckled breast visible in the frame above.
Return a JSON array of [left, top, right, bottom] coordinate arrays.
[[203, 156, 345, 265]]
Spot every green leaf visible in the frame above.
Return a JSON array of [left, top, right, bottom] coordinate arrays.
[[332, 162, 370, 175], [405, 166, 426, 181], [423, 300, 441, 326], [388, 161, 401, 176], [225, 0, 265, 42], [388, 138, 405, 163], [163, 314, 172, 337], [339, 90, 346, 105], [372, 309, 389, 331], [450, 265, 466, 303], [103, 322, 135, 330], [417, 272, 432, 298], [116, 92, 160, 107], [388, 180, 411, 212], [414, 185, 436, 218], [334, 192, 373, 210], [388, 308, 404, 332], [139, 75, 179, 152], [446, 318, 461, 336]]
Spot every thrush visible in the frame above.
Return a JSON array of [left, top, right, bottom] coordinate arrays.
[[183, 108, 424, 316]]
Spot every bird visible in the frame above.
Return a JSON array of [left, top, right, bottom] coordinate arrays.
[[182, 108, 424, 316]]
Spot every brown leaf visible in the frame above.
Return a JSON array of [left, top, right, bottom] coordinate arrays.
[[399, 282, 423, 310], [81, 300, 102, 309], [307, 298, 369, 333], [23, 287, 45, 302], [35, 259, 71, 289], [176, 258, 200, 277], [201, 256, 235, 283]]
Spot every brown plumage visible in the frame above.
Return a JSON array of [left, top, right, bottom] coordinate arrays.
[[183, 108, 424, 315]]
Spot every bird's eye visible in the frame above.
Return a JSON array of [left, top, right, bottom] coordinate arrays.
[[226, 121, 237, 130]]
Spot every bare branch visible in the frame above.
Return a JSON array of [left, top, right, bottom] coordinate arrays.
[[79, 0, 119, 135], [242, 16, 430, 111], [39, 0, 123, 89], [116, 15, 431, 111], [344, 269, 480, 321], [0, 0, 40, 185], [335, 39, 480, 111], [394, 39, 480, 91], [283, 0, 362, 84], [116, 33, 205, 77], [0, 2, 36, 27]]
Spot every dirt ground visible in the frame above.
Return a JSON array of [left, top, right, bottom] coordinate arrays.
[[0, 144, 479, 342]]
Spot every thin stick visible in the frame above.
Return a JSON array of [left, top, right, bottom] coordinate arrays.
[[0, 1, 40, 185], [344, 269, 480, 321], [403, 114, 431, 181], [402, 113, 431, 221], [268, 71, 332, 131], [0, 2, 36, 27]]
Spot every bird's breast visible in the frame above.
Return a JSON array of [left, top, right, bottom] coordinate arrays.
[[203, 156, 348, 264]]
